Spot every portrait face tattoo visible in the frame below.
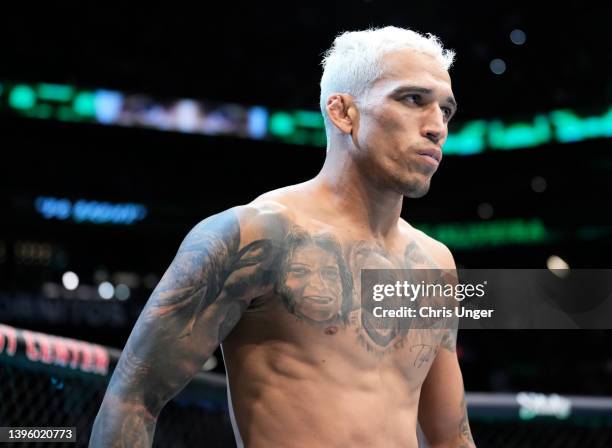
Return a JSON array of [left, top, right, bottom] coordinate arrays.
[[284, 243, 342, 321], [277, 230, 353, 323]]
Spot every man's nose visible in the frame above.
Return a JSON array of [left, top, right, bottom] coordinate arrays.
[[421, 106, 446, 146]]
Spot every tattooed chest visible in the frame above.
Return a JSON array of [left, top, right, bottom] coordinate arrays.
[[238, 225, 444, 356], [275, 228, 425, 303]]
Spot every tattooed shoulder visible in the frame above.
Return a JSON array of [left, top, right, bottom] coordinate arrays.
[[148, 204, 292, 336], [403, 224, 456, 271]]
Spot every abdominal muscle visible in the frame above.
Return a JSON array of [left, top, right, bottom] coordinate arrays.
[[222, 302, 437, 448]]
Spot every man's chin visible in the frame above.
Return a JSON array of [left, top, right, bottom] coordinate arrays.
[[400, 179, 431, 198]]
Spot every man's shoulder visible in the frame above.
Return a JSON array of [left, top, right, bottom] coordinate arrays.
[[204, 200, 293, 246], [251, 183, 307, 210], [188, 184, 312, 251], [398, 218, 455, 269]]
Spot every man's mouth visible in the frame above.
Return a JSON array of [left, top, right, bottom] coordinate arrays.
[[416, 147, 443, 165]]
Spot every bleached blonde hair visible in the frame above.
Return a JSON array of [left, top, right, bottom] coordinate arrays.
[[320, 26, 455, 130]]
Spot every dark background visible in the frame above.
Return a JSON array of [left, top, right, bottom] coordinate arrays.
[[1, 1, 611, 397]]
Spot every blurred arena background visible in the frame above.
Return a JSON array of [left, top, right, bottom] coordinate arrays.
[[1, 1, 611, 446]]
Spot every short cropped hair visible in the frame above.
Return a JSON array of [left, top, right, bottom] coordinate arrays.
[[320, 26, 455, 130]]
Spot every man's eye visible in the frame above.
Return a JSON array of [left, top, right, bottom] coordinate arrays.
[[441, 107, 452, 119], [403, 94, 421, 104]]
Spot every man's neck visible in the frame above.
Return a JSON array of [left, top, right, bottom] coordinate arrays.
[[310, 148, 404, 240]]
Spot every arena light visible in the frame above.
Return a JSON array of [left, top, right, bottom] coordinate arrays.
[[8, 84, 36, 110], [293, 110, 324, 128], [477, 202, 494, 220], [489, 115, 552, 150], [490, 58, 507, 75], [35, 196, 148, 226], [37, 83, 74, 102], [94, 90, 123, 123], [73, 91, 96, 117], [98, 282, 114, 300], [174, 100, 200, 133], [550, 109, 612, 143], [510, 29, 527, 46], [531, 176, 547, 193], [14, 241, 53, 265], [35, 197, 71, 220], [114, 284, 131, 301], [269, 111, 295, 136], [247, 106, 268, 139], [3, 79, 611, 152], [72, 200, 148, 225], [268, 110, 327, 146], [416, 219, 548, 249], [516, 392, 571, 420], [577, 225, 612, 241], [547, 255, 570, 278], [443, 121, 487, 155], [25, 104, 53, 119], [62, 271, 79, 291]]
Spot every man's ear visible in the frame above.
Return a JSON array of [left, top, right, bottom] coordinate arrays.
[[326, 94, 357, 134]]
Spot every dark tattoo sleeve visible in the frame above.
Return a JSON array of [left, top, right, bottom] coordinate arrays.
[[440, 329, 457, 352], [440, 293, 459, 353], [89, 207, 281, 447], [458, 394, 476, 447]]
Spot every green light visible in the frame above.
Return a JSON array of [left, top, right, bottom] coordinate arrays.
[[577, 225, 612, 240], [269, 112, 295, 137], [73, 91, 96, 117], [417, 219, 548, 249], [444, 121, 487, 155], [9, 84, 36, 110], [25, 104, 53, 119], [294, 110, 324, 128], [489, 115, 552, 150], [288, 129, 310, 145], [3, 77, 612, 151], [37, 83, 74, 102], [57, 106, 78, 122], [312, 130, 327, 147], [518, 408, 536, 420], [551, 108, 612, 143], [551, 110, 582, 142]]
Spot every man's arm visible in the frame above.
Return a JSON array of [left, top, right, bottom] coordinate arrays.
[[418, 331, 475, 448], [89, 204, 285, 447], [417, 241, 475, 448]]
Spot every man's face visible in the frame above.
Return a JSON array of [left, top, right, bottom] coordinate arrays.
[[283, 243, 343, 322], [352, 49, 457, 197]]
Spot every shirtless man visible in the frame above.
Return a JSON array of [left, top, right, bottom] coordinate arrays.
[[90, 26, 475, 447]]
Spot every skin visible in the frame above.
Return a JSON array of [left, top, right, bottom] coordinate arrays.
[[90, 49, 474, 448], [282, 244, 343, 322]]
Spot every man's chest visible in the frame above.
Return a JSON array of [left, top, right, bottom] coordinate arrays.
[[227, 219, 452, 368]]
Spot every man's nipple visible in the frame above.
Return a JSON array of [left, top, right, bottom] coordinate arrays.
[[324, 326, 338, 335]]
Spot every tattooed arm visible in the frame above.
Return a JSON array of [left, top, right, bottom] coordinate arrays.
[[418, 329, 475, 448], [89, 205, 285, 447], [417, 244, 476, 448]]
